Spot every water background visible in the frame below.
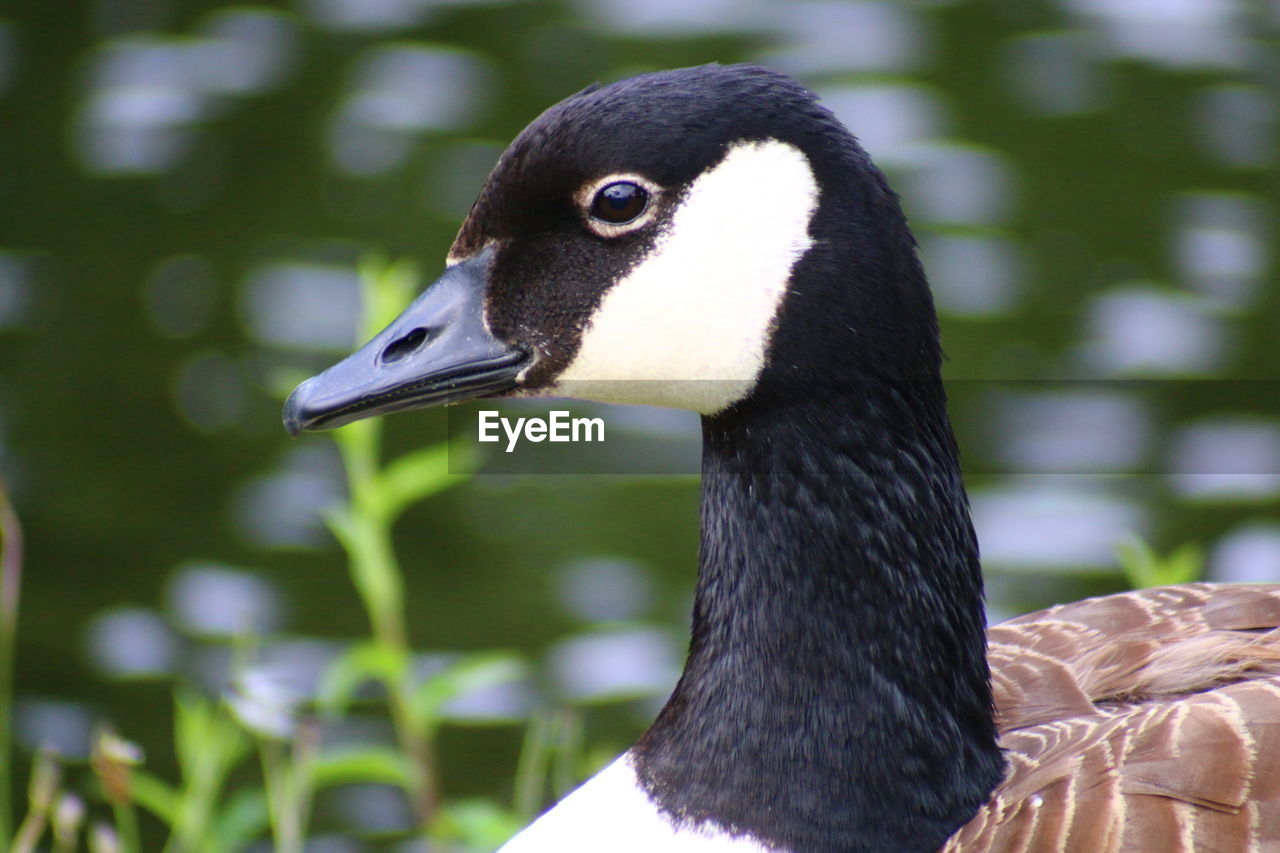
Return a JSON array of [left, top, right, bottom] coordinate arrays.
[[1, 0, 1276, 839]]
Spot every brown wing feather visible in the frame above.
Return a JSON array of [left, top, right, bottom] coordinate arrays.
[[943, 584, 1280, 853]]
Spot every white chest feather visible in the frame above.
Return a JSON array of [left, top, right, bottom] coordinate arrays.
[[499, 753, 777, 853], [550, 139, 819, 415]]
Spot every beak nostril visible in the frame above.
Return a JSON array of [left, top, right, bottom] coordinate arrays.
[[381, 327, 431, 364]]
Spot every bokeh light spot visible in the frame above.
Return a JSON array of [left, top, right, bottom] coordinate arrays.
[[166, 562, 282, 638]]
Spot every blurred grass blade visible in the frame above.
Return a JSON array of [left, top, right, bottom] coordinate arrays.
[[129, 771, 179, 825], [410, 652, 527, 732], [317, 640, 408, 717], [310, 746, 414, 789], [257, 720, 317, 853], [378, 444, 457, 521], [550, 710, 585, 800], [166, 693, 251, 853], [513, 707, 585, 821], [0, 479, 23, 847], [513, 711, 555, 821], [11, 750, 59, 853], [209, 788, 270, 851]]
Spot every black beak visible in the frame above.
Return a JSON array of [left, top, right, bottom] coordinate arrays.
[[282, 248, 529, 436]]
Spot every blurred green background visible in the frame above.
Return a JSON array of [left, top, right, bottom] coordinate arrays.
[[1, 0, 1277, 847]]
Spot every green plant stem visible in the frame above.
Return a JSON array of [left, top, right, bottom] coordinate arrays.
[[108, 803, 138, 853], [387, 680, 436, 823], [13, 752, 59, 853], [288, 722, 317, 850], [335, 420, 437, 824], [177, 735, 227, 852], [259, 722, 317, 853], [10, 811, 46, 853], [551, 709, 584, 799], [165, 709, 242, 853], [0, 480, 23, 848], [513, 711, 553, 821], [259, 743, 289, 853], [322, 260, 449, 829], [338, 421, 408, 645]]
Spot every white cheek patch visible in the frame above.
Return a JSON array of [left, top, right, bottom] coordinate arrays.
[[498, 753, 775, 853], [549, 139, 819, 414]]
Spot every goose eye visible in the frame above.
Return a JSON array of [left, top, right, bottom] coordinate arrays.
[[590, 181, 649, 225]]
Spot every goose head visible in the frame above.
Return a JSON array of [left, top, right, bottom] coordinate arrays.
[[283, 64, 1000, 853], [283, 63, 940, 433]]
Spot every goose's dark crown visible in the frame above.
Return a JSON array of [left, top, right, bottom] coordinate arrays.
[[456, 64, 944, 396]]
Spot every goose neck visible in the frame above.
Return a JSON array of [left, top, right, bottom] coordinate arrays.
[[634, 381, 1004, 853]]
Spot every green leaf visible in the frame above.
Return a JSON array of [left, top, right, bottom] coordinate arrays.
[[431, 798, 523, 850], [377, 443, 456, 519], [1159, 542, 1205, 585], [317, 641, 408, 717], [128, 771, 178, 824], [173, 692, 214, 781], [175, 689, 252, 770], [209, 787, 270, 850], [1118, 538, 1204, 589], [410, 652, 528, 731], [310, 746, 413, 789]]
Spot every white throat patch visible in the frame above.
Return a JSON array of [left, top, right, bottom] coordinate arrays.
[[549, 139, 819, 414], [498, 752, 776, 853]]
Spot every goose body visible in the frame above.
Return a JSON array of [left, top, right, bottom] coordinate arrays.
[[285, 65, 1280, 852]]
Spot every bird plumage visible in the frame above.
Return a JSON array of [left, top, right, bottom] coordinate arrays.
[[951, 584, 1280, 852], [285, 63, 1280, 852]]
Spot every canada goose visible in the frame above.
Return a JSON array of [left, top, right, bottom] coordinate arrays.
[[283, 64, 1280, 853]]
